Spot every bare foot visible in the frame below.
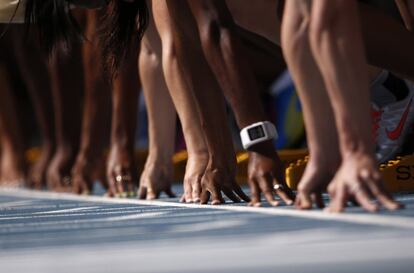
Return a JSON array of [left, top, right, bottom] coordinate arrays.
[[295, 156, 339, 210], [138, 159, 175, 200], [327, 152, 402, 213], [46, 145, 78, 192], [106, 144, 138, 198], [28, 144, 54, 189], [180, 152, 209, 203], [0, 147, 26, 187]]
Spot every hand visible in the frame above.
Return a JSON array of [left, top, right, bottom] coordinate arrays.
[[200, 158, 250, 205], [138, 160, 176, 200], [327, 152, 403, 212], [106, 145, 138, 198], [247, 143, 295, 207]]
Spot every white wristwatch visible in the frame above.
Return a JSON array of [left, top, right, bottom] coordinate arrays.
[[240, 121, 278, 150]]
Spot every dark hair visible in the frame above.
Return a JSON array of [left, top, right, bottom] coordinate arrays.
[[24, 0, 149, 78], [24, 0, 83, 54], [100, 0, 148, 78]]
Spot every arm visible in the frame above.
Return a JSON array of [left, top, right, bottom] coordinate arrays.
[[138, 34, 177, 200], [187, 0, 294, 206]]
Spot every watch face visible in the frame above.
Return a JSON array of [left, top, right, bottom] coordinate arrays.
[[248, 126, 265, 140]]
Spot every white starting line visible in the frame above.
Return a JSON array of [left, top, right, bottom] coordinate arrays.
[[0, 188, 414, 230]]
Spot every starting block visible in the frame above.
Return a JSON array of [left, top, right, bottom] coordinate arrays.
[[235, 149, 308, 184], [286, 155, 414, 193]]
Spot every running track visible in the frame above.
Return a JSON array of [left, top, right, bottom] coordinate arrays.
[[1, 186, 414, 273]]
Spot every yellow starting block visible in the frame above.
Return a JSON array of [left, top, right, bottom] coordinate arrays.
[[235, 149, 308, 184], [286, 155, 414, 193]]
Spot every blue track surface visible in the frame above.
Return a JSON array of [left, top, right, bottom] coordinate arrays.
[[1, 187, 414, 273]]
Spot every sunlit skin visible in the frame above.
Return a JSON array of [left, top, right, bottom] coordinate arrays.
[[137, 30, 177, 200], [281, 0, 401, 212], [144, 2, 209, 203], [152, 0, 250, 204]]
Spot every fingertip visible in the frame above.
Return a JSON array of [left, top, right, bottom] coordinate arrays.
[[211, 200, 222, 205], [253, 202, 262, 207]]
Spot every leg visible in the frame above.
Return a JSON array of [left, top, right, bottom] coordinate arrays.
[[309, 0, 401, 212], [138, 33, 177, 199]]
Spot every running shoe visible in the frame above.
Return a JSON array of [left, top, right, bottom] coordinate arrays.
[[374, 80, 414, 163]]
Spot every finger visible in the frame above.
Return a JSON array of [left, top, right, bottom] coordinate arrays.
[[248, 178, 261, 206], [183, 179, 193, 203], [192, 178, 201, 203], [113, 174, 125, 196], [147, 188, 160, 200], [180, 193, 186, 203], [165, 188, 176, 198], [138, 186, 147, 200], [327, 185, 346, 213], [107, 176, 118, 198], [222, 186, 241, 203], [200, 188, 210, 204], [353, 184, 378, 212], [366, 179, 402, 210], [296, 192, 312, 210], [232, 183, 250, 203], [275, 187, 294, 206], [257, 177, 278, 206], [211, 187, 224, 205]]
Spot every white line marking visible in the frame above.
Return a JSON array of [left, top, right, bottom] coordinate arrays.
[[104, 212, 166, 221], [33, 206, 100, 215], [1, 188, 414, 229], [0, 200, 34, 208]]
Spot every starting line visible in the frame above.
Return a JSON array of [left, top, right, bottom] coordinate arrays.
[[1, 188, 414, 229]]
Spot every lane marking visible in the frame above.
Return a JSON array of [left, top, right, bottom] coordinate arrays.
[[104, 212, 166, 221], [1, 188, 414, 229], [0, 200, 35, 208], [33, 206, 100, 215]]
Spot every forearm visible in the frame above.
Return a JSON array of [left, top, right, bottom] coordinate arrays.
[[310, 1, 372, 155], [139, 40, 176, 164], [110, 65, 139, 151]]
